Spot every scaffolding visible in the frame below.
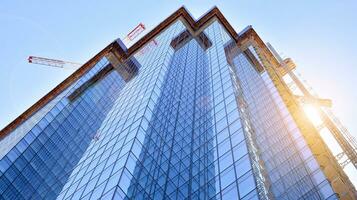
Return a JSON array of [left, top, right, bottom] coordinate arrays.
[[240, 36, 356, 199], [266, 43, 357, 170]]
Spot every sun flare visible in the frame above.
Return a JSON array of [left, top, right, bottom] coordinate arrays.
[[303, 104, 322, 126]]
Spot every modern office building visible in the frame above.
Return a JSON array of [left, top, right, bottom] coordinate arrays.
[[1, 6, 357, 200]]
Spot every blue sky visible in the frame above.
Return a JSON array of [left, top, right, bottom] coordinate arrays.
[[1, 1, 356, 142]]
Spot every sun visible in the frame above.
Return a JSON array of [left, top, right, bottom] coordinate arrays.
[[303, 104, 322, 126]]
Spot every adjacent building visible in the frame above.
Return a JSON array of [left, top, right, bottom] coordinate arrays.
[[1, 6, 356, 200]]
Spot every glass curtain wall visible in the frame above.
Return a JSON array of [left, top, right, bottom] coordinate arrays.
[[1, 16, 336, 200], [231, 48, 337, 200], [57, 20, 261, 200], [0, 58, 126, 199]]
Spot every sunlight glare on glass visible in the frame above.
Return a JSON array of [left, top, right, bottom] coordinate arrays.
[[303, 104, 322, 126]]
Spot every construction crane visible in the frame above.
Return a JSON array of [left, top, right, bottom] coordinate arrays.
[[122, 23, 146, 44], [28, 23, 147, 69], [28, 56, 81, 69]]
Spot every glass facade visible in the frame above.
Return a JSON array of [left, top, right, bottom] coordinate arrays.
[[0, 12, 345, 200], [0, 59, 126, 199], [54, 21, 264, 200], [230, 50, 337, 199]]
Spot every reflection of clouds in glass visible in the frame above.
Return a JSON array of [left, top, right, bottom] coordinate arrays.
[[196, 95, 211, 109]]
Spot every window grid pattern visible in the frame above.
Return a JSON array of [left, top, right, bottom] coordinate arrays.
[[115, 22, 260, 200], [56, 21, 186, 200], [0, 59, 111, 159], [0, 16, 339, 200], [126, 37, 216, 200], [57, 21, 261, 200], [0, 58, 126, 200], [232, 51, 338, 200]]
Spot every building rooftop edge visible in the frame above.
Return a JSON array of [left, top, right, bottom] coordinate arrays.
[[0, 6, 262, 139]]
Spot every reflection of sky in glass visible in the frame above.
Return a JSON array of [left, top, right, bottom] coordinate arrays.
[[0, 1, 353, 199]]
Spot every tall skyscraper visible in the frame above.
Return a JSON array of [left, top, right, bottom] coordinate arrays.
[[1, 6, 356, 200]]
